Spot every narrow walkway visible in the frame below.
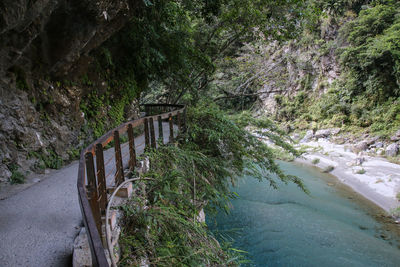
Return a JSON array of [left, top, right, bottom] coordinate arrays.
[[0, 121, 173, 266]]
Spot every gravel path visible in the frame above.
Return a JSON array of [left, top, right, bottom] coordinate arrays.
[[0, 121, 174, 266]]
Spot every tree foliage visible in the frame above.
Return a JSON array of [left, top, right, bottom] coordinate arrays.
[[339, 1, 400, 101], [99, 0, 308, 104], [120, 103, 304, 265]]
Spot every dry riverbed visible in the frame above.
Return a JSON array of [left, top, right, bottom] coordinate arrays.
[[296, 139, 400, 219]]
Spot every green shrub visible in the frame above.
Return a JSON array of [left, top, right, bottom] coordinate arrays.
[[339, 2, 400, 100], [29, 150, 64, 170], [356, 168, 366, 174], [9, 164, 25, 184], [312, 158, 320, 164], [67, 148, 80, 160]]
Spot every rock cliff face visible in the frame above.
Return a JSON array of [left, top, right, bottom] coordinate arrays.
[[0, 1, 140, 181], [0, 0, 139, 76], [256, 21, 342, 114]]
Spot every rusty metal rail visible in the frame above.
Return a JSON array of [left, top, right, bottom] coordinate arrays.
[[77, 104, 186, 266]]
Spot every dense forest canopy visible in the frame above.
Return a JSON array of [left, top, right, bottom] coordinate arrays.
[[98, 0, 307, 104], [94, 0, 400, 112]]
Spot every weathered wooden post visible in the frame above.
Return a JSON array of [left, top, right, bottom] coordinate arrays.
[[169, 113, 174, 143], [144, 118, 150, 150], [145, 105, 150, 116], [85, 152, 102, 236], [157, 115, 163, 143], [113, 131, 124, 185], [177, 111, 182, 132], [127, 124, 136, 172], [183, 107, 187, 133], [95, 144, 107, 216], [149, 117, 156, 148]]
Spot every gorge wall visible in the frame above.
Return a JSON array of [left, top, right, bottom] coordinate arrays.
[[0, 0, 141, 182], [251, 18, 343, 115]]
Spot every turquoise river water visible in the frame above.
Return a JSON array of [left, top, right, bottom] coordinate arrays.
[[207, 161, 400, 267]]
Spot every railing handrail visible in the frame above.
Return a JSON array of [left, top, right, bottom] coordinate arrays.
[[77, 104, 186, 266]]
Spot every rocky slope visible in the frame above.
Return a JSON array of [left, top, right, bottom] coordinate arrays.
[[255, 19, 342, 114], [0, 1, 141, 182], [247, 8, 400, 157]]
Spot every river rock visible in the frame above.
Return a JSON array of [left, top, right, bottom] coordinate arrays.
[[390, 130, 400, 141], [372, 142, 384, 148], [352, 166, 364, 174], [352, 141, 368, 153], [330, 128, 341, 135], [385, 143, 399, 157], [300, 130, 314, 143], [291, 133, 300, 141], [348, 157, 365, 166], [365, 136, 379, 146], [355, 157, 365, 165], [377, 148, 385, 156], [315, 129, 331, 139]]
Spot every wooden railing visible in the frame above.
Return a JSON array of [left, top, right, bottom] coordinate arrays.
[[77, 104, 186, 266]]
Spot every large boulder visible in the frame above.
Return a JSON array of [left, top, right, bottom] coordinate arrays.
[[365, 136, 379, 146], [385, 143, 399, 157], [352, 141, 368, 153], [330, 128, 341, 135], [371, 141, 384, 148], [390, 130, 400, 141], [314, 129, 331, 139], [300, 130, 314, 143]]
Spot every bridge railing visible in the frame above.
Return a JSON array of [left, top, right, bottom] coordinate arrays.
[[77, 104, 186, 266]]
